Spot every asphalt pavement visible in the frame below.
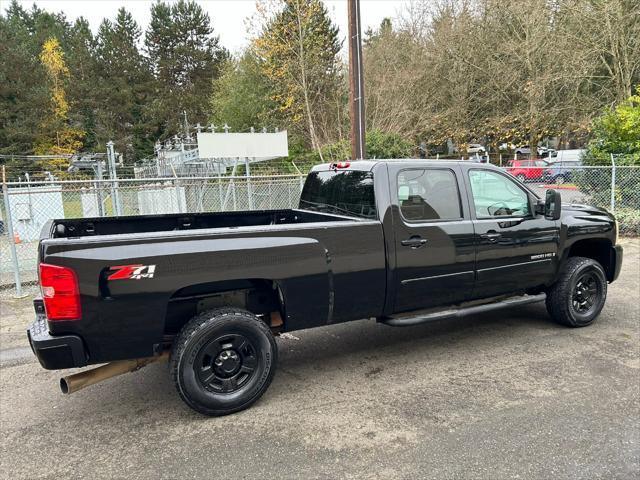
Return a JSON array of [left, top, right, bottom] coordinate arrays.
[[0, 239, 638, 479]]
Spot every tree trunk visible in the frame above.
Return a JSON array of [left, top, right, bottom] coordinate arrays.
[[295, 1, 324, 162]]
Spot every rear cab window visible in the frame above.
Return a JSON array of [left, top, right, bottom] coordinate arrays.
[[299, 170, 377, 219]]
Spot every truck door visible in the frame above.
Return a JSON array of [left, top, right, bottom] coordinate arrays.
[[390, 165, 476, 313], [464, 168, 559, 298]]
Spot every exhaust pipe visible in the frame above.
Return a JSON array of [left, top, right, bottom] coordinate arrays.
[[60, 351, 169, 395]]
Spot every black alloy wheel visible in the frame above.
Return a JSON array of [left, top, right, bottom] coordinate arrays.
[[171, 308, 277, 416], [195, 333, 258, 394], [571, 272, 600, 315]]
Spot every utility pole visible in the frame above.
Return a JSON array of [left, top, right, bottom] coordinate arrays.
[[348, 0, 366, 160]]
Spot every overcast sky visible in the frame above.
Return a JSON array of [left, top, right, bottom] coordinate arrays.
[[4, 0, 411, 54]]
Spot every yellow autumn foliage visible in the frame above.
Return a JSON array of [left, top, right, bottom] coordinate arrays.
[[40, 37, 70, 120], [33, 37, 85, 165]]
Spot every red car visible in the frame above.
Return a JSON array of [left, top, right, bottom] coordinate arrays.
[[507, 159, 550, 182]]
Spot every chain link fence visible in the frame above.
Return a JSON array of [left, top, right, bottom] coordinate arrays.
[[2, 165, 639, 299], [1, 174, 306, 298]]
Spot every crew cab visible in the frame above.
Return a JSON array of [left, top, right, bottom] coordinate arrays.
[[28, 160, 623, 416]]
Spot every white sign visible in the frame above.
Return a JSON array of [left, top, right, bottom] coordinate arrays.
[[197, 131, 288, 159]]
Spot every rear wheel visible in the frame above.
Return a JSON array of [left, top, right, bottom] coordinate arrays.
[[171, 308, 277, 416], [546, 257, 607, 327], [516, 173, 526, 182]]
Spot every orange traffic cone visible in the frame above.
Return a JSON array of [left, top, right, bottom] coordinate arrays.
[[13, 232, 21, 244]]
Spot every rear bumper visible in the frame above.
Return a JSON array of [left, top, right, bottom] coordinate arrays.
[[611, 245, 623, 282], [27, 315, 87, 370]]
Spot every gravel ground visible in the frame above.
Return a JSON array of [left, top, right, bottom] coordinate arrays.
[[0, 239, 638, 479]]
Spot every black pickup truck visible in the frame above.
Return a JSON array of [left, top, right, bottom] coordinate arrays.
[[28, 160, 622, 415]]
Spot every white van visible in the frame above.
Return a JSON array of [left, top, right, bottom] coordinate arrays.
[[554, 149, 585, 163]]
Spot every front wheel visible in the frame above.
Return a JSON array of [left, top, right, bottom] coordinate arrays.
[[546, 257, 607, 327], [171, 308, 277, 416], [516, 173, 526, 182]]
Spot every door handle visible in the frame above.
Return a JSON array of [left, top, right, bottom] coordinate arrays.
[[401, 236, 428, 248], [480, 231, 502, 243]]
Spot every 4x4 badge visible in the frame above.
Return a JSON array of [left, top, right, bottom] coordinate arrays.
[[107, 264, 156, 280]]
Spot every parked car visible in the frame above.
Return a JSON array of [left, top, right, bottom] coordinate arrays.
[[544, 159, 583, 184], [28, 160, 622, 416], [515, 145, 532, 155], [507, 159, 551, 182], [467, 143, 486, 154], [539, 148, 558, 159], [515, 145, 551, 157]]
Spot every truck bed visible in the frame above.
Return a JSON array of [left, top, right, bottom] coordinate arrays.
[[48, 209, 353, 238], [39, 207, 387, 363]]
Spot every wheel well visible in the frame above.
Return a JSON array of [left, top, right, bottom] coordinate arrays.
[[567, 239, 615, 281], [164, 279, 284, 335]]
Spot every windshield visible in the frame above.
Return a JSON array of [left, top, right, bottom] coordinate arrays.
[[299, 170, 377, 219]]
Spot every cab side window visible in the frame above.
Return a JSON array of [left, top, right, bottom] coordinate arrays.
[[469, 170, 531, 218], [398, 169, 462, 221]]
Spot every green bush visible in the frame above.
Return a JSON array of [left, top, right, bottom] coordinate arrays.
[[365, 130, 413, 159], [614, 208, 640, 236], [583, 87, 640, 166], [289, 130, 414, 170], [578, 88, 640, 233]]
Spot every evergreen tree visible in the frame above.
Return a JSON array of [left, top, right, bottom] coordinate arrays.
[[95, 8, 153, 162], [145, 0, 228, 137], [0, 1, 67, 158], [0, 2, 42, 158], [66, 18, 98, 150]]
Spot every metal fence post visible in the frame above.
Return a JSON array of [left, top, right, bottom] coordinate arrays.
[[95, 158, 105, 217], [169, 164, 184, 213], [2, 166, 25, 298], [217, 175, 223, 211], [174, 178, 184, 213], [245, 158, 254, 210], [610, 153, 616, 213], [106, 141, 122, 216]]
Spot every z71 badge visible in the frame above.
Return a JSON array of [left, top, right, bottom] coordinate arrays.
[[107, 264, 156, 280]]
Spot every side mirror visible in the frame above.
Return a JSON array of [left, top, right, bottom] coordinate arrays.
[[545, 189, 561, 220]]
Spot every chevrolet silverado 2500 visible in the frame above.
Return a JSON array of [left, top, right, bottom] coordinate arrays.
[[28, 160, 622, 415]]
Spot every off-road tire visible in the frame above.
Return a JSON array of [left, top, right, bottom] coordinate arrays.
[[546, 257, 607, 327], [170, 308, 277, 416]]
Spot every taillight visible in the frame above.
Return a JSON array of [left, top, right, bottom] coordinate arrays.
[[39, 263, 81, 321]]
